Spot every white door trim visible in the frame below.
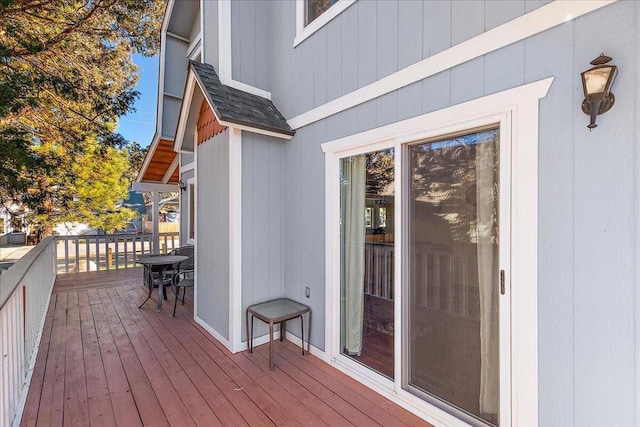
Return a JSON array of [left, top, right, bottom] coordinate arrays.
[[323, 78, 552, 426], [228, 127, 244, 353]]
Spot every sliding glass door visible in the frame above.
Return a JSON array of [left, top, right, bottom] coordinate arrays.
[[340, 149, 395, 379], [336, 127, 505, 426], [406, 128, 501, 426]]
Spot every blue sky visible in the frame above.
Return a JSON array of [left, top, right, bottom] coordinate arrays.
[[116, 54, 159, 148]]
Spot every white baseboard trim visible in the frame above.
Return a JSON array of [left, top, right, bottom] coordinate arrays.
[[194, 314, 233, 352], [284, 331, 325, 360]]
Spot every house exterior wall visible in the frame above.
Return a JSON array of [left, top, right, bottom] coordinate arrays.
[[162, 0, 640, 423], [189, 7, 201, 42], [230, 0, 271, 92], [162, 36, 189, 139], [241, 132, 285, 338], [196, 131, 230, 340], [257, 1, 636, 424], [201, 0, 219, 68], [268, 0, 550, 119]]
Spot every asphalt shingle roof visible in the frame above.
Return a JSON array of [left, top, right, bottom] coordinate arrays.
[[189, 61, 295, 137]]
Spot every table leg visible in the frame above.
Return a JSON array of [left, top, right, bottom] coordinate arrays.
[[245, 309, 249, 351], [307, 310, 311, 353], [280, 321, 286, 342], [250, 315, 254, 353], [300, 315, 304, 355], [269, 321, 274, 370], [138, 266, 152, 308], [156, 270, 163, 313]]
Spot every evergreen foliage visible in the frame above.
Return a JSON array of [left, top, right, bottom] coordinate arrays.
[[0, 0, 163, 235]]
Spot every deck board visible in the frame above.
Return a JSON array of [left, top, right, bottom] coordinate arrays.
[[21, 268, 431, 427]]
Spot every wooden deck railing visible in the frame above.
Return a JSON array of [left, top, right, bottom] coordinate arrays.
[[56, 232, 179, 274], [0, 237, 56, 427]]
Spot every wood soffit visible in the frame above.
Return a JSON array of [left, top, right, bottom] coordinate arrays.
[[141, 138, 179, 184]]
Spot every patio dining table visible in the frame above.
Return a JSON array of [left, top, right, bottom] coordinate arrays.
[[136, 254, 188, 313]]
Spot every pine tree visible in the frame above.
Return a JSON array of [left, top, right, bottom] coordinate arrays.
[[0, 0, 163, 235]]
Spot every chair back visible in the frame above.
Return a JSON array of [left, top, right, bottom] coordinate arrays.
[[180, 255, 194, 271], [169, 246, 194, 257]]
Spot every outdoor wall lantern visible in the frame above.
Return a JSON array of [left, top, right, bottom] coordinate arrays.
[[581, 53, 618, 130], [178, 180, 186, 192]]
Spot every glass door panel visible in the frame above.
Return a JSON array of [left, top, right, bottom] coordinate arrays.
[[406, 129, 500, 425], [340, 148, 395, 379]]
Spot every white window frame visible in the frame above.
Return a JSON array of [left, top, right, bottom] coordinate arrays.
[[186, 177, 196, 245], [294, 0, 356, 48], [322, 78, 552, 426]]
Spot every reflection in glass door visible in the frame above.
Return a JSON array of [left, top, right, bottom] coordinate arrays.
[[340, 149, 395, 379], [406, 128, 500, 425]]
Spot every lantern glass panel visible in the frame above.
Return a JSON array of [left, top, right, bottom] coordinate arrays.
[[584, 67, 612, 94]]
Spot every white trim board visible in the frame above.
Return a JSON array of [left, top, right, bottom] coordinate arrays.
[[192, 141, 199, 317], [194, 314, 233, 352], [322, 78, 552, 426], [186, 176, 196, 246], [162, 156, 179, 184], [290, 0, 614, 130], [228, 128, 243, 354], [180, 161, 195, 173], [131, 182, 179, 193], [173, 72, 196, 153], [225, 79, 271, 101], [187, 33, 201, 58], [166, 31, 190, 44]]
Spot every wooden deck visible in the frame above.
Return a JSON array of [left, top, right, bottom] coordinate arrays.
[[20, 268, 430, 426]]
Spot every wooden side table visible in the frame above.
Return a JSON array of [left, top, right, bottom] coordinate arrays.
[[246, 298, 311, 370]]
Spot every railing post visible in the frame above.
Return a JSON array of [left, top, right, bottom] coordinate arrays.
[[74, 237, 80, 273]]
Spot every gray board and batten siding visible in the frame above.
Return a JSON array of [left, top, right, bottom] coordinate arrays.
[[162, 35, 188, 140], [202, 0, 219, 69], [196, 131, 230, 340], [231, 0, 271, 92], [241, 132, 287, 339], [162, 0, 205, 142], [223, 0, 640, 425]]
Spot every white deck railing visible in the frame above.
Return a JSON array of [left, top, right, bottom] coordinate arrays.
[[364, 243, 394, 300], [56, 232, 179, 274], [0, 237, 56, 427], [364, 243, 479, 320]]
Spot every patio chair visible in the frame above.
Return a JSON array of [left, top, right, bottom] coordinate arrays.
[[165, 245, 194, 282], [171, 255, 194, 317]]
